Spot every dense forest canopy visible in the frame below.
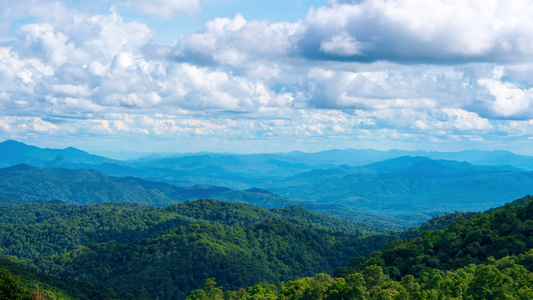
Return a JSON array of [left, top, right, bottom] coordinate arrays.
[[187, 197, 533, 299], [0, 198, 394, 299], [0, 196, 531, 299]]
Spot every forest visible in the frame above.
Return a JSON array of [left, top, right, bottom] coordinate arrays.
[[1, 141, 533, 299], [0, 196, 531, 299], [187, 197, 533, 299], [0, 198, 393, 299]]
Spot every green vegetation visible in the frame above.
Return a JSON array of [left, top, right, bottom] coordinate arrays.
[[0, 258, 145, 300], [0, 165, 407, 229], [188, 197, 533, 299], [2, 161, 532, 300], [0, 198, 388, 299], [0, 267, 32, 300]]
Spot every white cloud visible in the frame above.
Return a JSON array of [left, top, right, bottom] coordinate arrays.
[[478, 67, 532, 119], [114, 0, 202, 17], [302, 0, 533, 62], [320, 31, 368, 56], [439, 108, 493, 131], [51, 84, 93, 98], [1, 0, 533, 153], [170, 14, 302, 66], [0, 116, 59, 134]]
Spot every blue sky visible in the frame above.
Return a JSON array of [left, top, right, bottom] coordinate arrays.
[[1, 0, 533, 155]]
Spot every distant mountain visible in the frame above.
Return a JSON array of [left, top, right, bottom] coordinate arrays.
[[3, 140, 533, 188], [267, 156, 533, 216], [0, 140, 115, 168], [0, 164, 407, 229], [3, 140, 533, 225]]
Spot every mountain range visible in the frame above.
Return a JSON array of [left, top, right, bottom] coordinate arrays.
[[1, 140, 533, 299], [2, 140, 533, 222]]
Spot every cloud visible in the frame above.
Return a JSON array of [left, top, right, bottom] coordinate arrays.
[[477, 67, 533, 119], [299, 0, 533, 63], [167, 13, 302, 67], [426, 108, 493, 131], [1, 0, 533, 153], [156, 0, 533, 73], [0, 116, 59, 135], [320, 31, 369, 56], [113, 0, 202, 17]]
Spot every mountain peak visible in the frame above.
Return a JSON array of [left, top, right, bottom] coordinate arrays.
[[0, 164, 39, 174]]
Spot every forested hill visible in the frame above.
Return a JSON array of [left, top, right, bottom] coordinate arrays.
[[190, 197, 533, 299], [0, 198, 391, 299], [0, 164, 311, 208], [2, 196, 532, 299], [0, 164, 415, 229]]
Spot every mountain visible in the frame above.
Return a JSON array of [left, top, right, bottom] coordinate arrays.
[[0, 165, 412, 229], [0, 140, 115, 168], [0, 199, 390, 300], [5, 140, 533, 188], [0, 258, 145, 300], [2, 188, 531, 299], [267, 156, 533, 216], [0, 165, 175, 205], [3, 140, 533, 226], [188, 197, 533, 300]]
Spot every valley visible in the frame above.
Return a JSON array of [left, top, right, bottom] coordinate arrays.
[[0, 140, 532, 299]]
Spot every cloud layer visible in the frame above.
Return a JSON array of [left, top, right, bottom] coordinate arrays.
[[1, 0, 533, 153]]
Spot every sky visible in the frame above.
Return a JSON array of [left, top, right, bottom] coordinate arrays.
[[1, 0, 533, 155]]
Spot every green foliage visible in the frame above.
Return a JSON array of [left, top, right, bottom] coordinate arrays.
[[38, 221, 362, 299], [0, 198, 387, 300], [355, 200, 533, 277], [0, 258, 146, 300], [0, 268, 31, 300], [0, 164, 408, 229], [188, 198, 533, 300]]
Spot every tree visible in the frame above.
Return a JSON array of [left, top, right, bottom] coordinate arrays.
[[0, 268, 31, 300]]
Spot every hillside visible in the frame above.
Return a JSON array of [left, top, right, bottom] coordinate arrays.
[[3, 141, 533, 225], [2, 192, 532, 299], [267, 156, 533, 215], [0, 198, 392, 299], [0, 258, 146, 300], [0, 165, 412, 229], [188, 197, 533, 299]]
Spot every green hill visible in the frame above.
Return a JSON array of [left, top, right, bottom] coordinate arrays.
[[268, 156, 533, 216], [0, 165, 413, 229], [192, 197, 533, 299], [0, 258, 146, 300], [0, 198, 390, 299]]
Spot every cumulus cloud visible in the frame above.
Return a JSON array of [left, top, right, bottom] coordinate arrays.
[[299, 0, 533, 63], [1, 0, 533, 152], [320, 31, 368, 56], [477, 67, 533, 119], [113, 0, 202, 17], [0, 116, 59, 135], [415, 108, 493, 131], [167, 13, 301, 67]]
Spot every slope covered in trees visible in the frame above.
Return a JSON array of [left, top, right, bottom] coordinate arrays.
[[267, 156, 533, 216], [0, 198, 391, 299], [0, 258, 147, 300], [190, 197, 533, 299], [3, 140, 533, 227], [0, 165, 413, 229]]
